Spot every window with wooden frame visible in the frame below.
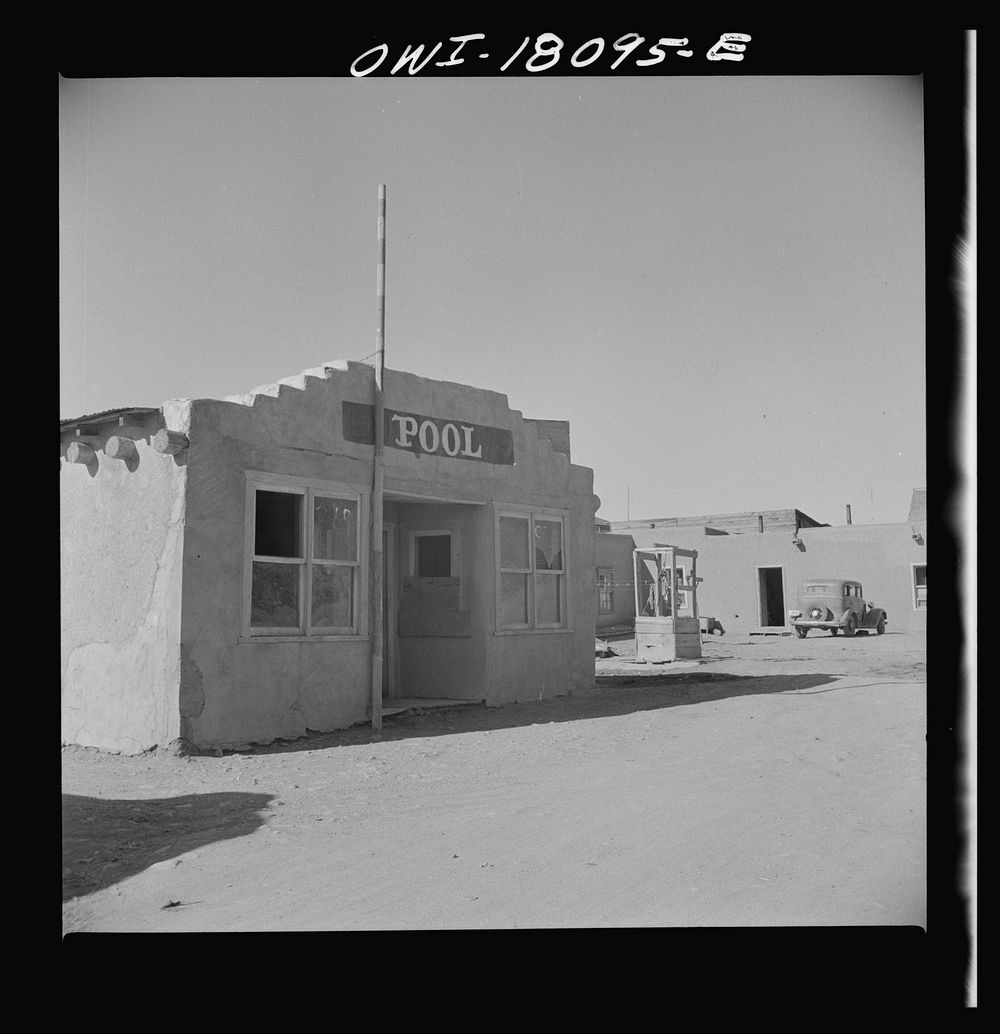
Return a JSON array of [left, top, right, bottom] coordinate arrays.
[[496, 506, 569, 631], [912, 564, 927, 609], [244, 473, 366, 638], [674, 566, 689, 610], [411, 530, 455, 578], [597, 567, 614, 614]]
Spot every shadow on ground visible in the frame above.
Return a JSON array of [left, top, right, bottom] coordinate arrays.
[[62, 792, 274, 901], [245, 672, 844, 755]]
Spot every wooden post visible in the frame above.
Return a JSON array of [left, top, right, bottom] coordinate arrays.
[[105, 436, 138, 462], [154, 429, 189, 455], [370, 184, 386, 732], [668, 546, 677, 621], [66, 441, 95, 464]]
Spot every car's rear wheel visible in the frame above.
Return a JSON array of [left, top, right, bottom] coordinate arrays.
[[876, 618, 885, 635], [794, 626, 808, 639], [843, 614, 858, 638]]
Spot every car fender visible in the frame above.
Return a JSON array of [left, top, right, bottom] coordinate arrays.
[[861, 607, 887, 628]]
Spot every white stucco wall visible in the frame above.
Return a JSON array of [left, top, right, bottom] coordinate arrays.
[[615, 521, 928, 634], [60, 410, 190, 753], [177, 362, 598, 748], [594, 533, 639, 631]]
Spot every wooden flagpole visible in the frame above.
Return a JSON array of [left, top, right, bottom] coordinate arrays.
[[370, 185, 386, 731]]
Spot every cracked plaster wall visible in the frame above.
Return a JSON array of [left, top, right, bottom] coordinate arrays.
[[61, 417, 188, 753]]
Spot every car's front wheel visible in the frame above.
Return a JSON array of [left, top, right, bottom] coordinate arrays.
[[794, 626, 808, 639]]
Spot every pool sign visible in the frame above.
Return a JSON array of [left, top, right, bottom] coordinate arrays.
[[342, 401, 515, 465]]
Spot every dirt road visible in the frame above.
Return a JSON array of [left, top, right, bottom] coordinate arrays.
[[62, 632, 925, 932]]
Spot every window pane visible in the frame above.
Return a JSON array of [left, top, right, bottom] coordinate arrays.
[[597, 568, 612, 613], [251, 562, 300, 627], [313, 497, 357, 561], [536, 574, 563, 625], [534, 519, 563, 570], [255, 491, 302, 558], [416, 534, 451, 577], [500, 516, 529, 569], [500, 572, 529, 627], [312, 565, 354, 628]]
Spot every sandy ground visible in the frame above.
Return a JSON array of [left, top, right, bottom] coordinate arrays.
[[62, 631, 925, 932]]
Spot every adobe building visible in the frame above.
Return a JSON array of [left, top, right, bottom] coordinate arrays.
[[61, 361, 599, 754], [595, 498, 927, 635], [595, 526, 638, 635]]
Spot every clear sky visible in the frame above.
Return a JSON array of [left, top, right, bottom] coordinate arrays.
[[59, 74, 925, 526]]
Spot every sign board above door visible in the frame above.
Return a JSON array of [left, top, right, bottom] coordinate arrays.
[[342, 401, 515, 465]]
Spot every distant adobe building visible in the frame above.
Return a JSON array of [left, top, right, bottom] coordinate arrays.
[[61, 362, 599, 754], [907, 489, 927, 524], [608, 507, 828, 538], [595, 495, 927, 635]]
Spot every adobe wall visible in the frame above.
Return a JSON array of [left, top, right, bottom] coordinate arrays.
[[178, 362, 597, 748], [594, 533, 638, 631], [622, 521, 927, 633], [60, 405, 190, 753], [177, 365, 373, 749]]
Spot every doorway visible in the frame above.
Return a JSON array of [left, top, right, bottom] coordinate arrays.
[[757, 566, 786, 627]]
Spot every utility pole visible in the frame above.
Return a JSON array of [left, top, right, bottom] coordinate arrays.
[[370, 185, 386, 731]]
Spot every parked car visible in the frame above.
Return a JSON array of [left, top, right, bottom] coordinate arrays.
[[788, 579, 887, 638]]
